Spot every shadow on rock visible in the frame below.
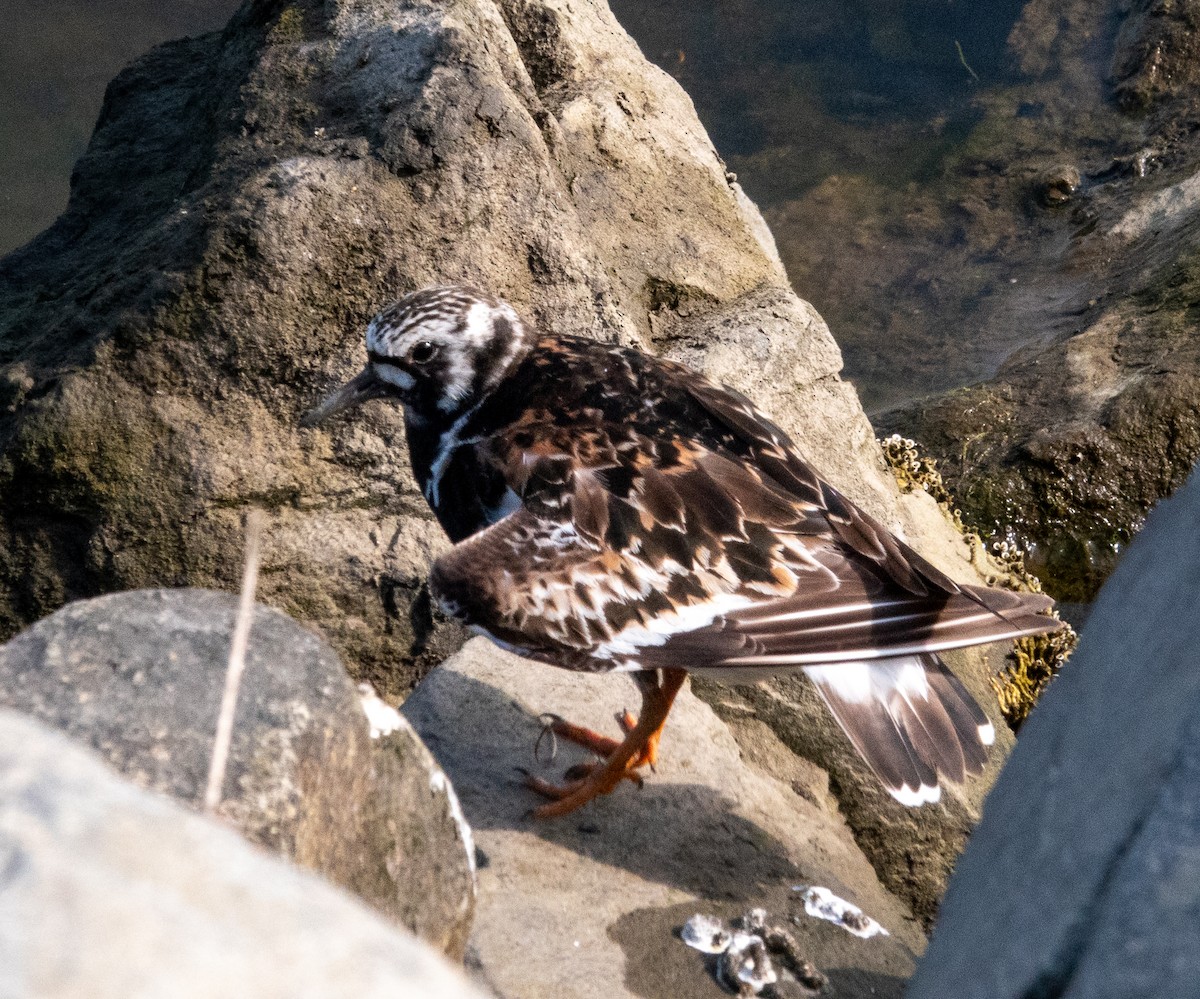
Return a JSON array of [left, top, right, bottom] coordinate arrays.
[[412, 665, 806, 902]]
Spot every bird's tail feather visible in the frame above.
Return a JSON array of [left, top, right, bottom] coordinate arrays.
[[804, 653, 993, 806]]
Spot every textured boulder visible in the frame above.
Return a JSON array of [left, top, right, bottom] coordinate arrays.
[[404, 638, 924, 999], [0, 708, 491, 999], [908, 465, 1200, 998], [0, 0, 788, 691], [0, 0, 1028, 927], [0, 588, 475, 957]]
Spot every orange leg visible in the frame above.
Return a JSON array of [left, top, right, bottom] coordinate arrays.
[[525, 669, 687, 819], [540, 710, 637, 759]]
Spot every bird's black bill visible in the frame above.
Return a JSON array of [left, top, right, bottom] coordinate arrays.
[[300, 366, 387, 427]]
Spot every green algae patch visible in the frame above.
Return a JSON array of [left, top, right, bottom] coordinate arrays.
[[880, 433, 1077, 731]]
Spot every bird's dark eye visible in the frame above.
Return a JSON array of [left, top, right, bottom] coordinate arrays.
[[410, 341, 437, 365]]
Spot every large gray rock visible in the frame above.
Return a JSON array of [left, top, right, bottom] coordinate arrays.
[[0, 588, 475, 958], [0, 0, 1024, 923], [404, 638, 925, 999], [908, 466, 1200, 998], [0, 708, 491, 999]]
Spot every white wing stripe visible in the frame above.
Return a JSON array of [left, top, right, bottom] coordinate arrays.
[[718, 624, 1048, 666], [766, 609, 998, 639]]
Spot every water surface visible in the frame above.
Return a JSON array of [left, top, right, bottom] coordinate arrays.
[[4, 0, 1130, 413]]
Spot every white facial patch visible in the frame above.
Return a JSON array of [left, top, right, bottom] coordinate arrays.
[[436, 342, 475, 413], [362, 290, 530, 416], [374, 365, 415, 391], [461, 300, 495, 347]]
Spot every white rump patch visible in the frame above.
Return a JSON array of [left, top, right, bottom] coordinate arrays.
[[804, 657, 943, 806], [803, 659, 930, 706]]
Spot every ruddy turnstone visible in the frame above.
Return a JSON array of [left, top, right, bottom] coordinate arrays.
[[303, 286, 1061, 816]]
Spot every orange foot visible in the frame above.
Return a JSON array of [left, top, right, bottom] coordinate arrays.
[[524, 669, 686, 818]]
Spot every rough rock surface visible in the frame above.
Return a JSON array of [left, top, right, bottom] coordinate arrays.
[[0, 0, 1025, 928], [0, 588, 475, 957], [0, 707, 491, 999], [908, 466, 1200, 998], [404, 638, 924, 999]]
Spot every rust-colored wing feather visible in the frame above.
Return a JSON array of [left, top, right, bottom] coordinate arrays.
[[429, 380, 1056, 673]]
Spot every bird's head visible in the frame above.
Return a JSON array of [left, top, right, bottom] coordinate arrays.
[[301, 285, 532, 428]]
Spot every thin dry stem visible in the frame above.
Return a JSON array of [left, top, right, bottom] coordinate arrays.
[[204, 509, 265, 812]]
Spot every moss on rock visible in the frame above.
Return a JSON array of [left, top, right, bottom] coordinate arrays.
[[880, 433, 1078, 730]]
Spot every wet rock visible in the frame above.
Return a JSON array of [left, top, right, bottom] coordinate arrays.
[[1035, 164, 1081, 208], [0, 588, 476, 957], [872, 0, 1200, 605], [0, 707, 491, 999], [908, 464, 1200, 999], [885, 293, 1200, 603], [1112, 0, 1200, 112], [402, 638, 924, 999]]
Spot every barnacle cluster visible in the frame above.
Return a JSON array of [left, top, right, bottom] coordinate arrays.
[[879, 434, 954, 509], [879, 435, 1079, 729], [992, 622, 1079, 729]]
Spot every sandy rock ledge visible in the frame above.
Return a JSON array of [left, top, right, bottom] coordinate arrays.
[[404, 638, 925, 999]]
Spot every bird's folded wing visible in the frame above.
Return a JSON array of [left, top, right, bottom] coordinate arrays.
[[428, 439, 1058, 671], [683, 377, 966, 597]]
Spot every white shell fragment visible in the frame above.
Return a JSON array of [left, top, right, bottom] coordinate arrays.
[[682, 912, 819, 996], [357, 682, 405, 739], [792, 885, 889, 939], [681, 913, 732, 954]]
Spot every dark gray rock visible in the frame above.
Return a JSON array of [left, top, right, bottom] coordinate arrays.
[[0, 707, 491, 999], [0, 588, 475, 958], [908, 466, 1200, 998]]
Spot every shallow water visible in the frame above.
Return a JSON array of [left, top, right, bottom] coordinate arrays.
[[611, 0, 1134, 414], [0, 0, 240, 255], [4, 0, 1133, 414]]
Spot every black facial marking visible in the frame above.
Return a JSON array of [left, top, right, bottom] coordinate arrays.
[[368, 349, 409, 369], [470, 314, 513, 399]]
